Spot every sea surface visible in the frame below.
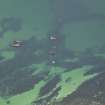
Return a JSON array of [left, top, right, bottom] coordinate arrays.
[[0, 0, 105, 105]]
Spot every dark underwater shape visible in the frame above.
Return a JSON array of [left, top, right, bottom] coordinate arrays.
[[32, 86, 61, 104], [0, 32, 105, 100], [45, 86, 61, 102], [0, 37, 49, 97], [84, 59, 105, 75], [64, 98, 103, 105], [62, 72, 105, 105], [0, 16, 23, 37], [0, 22, 105, 103], [0, 55, 4, 61], [77, 48, 104, 65], [1, 17, 22, 32], [6, 100, 11, 104], [0, 33, 69, 97], [39, 75, 61, 97], [0, 69, 35, 97]]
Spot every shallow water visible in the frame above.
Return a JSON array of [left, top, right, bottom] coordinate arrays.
[[0, 0, 105, 105]]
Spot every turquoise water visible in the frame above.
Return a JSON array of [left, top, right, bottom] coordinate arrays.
[[0, 0, 105, 50], [0, 0, 105, 105]]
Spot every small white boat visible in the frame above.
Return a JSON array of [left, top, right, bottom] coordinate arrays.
[[11, 40, 23, 47], [50, 36, 57, 40]]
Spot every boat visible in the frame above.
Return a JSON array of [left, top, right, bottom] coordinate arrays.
[[11, 40, 23, 47]]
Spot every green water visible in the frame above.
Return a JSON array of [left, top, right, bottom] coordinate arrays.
[[0, 0, 105, 105], [0, 65, 98, 105], [0, 0, 54, 49], [0, 0, 105, 50]]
